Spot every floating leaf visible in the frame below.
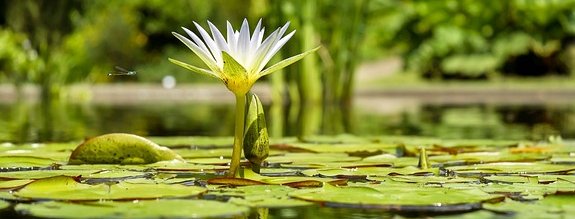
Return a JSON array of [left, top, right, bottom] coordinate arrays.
[[148, 136, 233, 148], [208, 169, 346, 187], [290, 183, 502, 212], [266, 153, 361, 165], [213, 185, 313, 208], [372, 175, 479, 184], [483, 196, 575, 218], [284, 143, 397, 155], [14, 176, 206, 201], [447, 162, 575, 176], [0, 156, 59, 168], [68, 133, 184, 165], [302, 166, 437, 177], [16, 199, 248, 219], [0, 179, 34, 189]]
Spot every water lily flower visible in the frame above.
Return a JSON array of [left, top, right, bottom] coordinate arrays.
[[170, 19, 318, 177], [170, 18, 318, 96]]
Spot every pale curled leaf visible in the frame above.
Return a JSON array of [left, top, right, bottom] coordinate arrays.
[[168, 58, 220, 79]]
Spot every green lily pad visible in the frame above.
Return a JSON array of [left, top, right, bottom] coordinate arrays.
[[148, 136, 233, 148], [0, 169, 146, 180], [14, 176, 206, 200], [16, 199, 248, 219], [147, 161, 228, 171], [68, 133, 184, 165], [447, 162, 575, 175], [208, 169, 346, 187], [213, 185, 313, 208], [430, 151, 549, 165], [284, 143, 397, 155], [0, 170, 96, 180], [483, 196, 575, 218], [0, 179, 33, 189], [266, 153, 361, 165], [302, 166, 437, 177], [373, 175, 479, 184], [0, 155, 59, 168], [483, 175, 532, 183], [290, 183, 502, 211], [479, 180, 575, 197]]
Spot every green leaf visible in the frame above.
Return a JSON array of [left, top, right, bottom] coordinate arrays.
[[68, 133, 184, 165], [15, 199, 248, 219], [259, 46, 320, 77], [14, 176, 207, 201], [290, 183, 502, 211]]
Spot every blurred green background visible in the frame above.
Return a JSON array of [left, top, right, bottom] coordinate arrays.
[[1, 0, 575, 143]]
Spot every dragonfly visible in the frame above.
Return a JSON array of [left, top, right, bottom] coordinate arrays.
[[108, 66, 137, 76]]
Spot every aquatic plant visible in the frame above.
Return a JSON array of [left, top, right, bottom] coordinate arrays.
[[170, 19, 318, 176]]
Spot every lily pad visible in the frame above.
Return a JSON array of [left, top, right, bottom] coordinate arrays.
[[208, 169, 346, 187], [373, 175, 479, 184], [290, 183, 502, 212], [68, 133, 184, 165], [0, 155, 60, 168], [14, 176, 206, 200], [214, 185, 313, 208], [266, 153, 361, 165], [302, 166, 437, 177], [0, 179, 34, 189], [284, 143, 397, 155], [16, 199, 248, 219], [446, 162, 575, 176], [483, 195, 575, 218]]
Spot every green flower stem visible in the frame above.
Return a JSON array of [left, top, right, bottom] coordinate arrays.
[[228, 93, 247, 177]]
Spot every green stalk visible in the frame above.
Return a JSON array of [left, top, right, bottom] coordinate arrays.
[[228, 93, 247, 177]]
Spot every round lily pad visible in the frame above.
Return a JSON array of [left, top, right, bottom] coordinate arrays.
[[16, 199, 248, 219], [14, 176, 206, 201], [290, 183, 503, 212]]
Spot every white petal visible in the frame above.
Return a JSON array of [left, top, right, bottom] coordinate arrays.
[[194, 22, 223, 68], [249, 19, 263, 54], [256, 27, 265, 49], [237, 19, 251, 66], [182, 27, 211, 57], [172, 32, 219, 72], [249, 30, 280, 73], [208, 21, 229, 53], [257, 30, 295, 73], [226, 21, 237, 55]]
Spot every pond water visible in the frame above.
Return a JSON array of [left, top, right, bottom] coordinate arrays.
[[1, 94, 575, 219], [1, 98, 573, 143]]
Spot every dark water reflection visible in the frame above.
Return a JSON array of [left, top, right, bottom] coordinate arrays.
[[0, 100, 573, 143]]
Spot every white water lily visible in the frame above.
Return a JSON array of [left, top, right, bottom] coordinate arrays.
[[170, 18, 318, 95], [170, 19, 318, 177]]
